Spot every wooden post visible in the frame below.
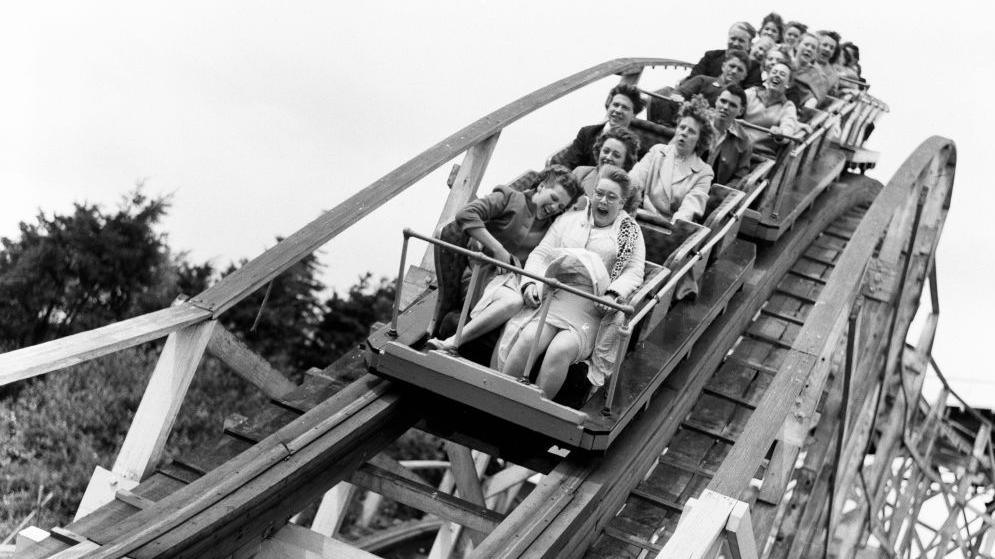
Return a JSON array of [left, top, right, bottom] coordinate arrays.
[[420, 133, 501, 271], [725, 500, 759, 559], [111, 320, 217, 482], [310, 483, 355, 537], [656, 490, 738, 558]]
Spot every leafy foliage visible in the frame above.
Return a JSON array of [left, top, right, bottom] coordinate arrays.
[[0, 189, 192, 347], [0, 189, 434, 539]]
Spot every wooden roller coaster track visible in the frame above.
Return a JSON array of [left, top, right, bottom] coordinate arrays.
[[2, 57, 986, 559]]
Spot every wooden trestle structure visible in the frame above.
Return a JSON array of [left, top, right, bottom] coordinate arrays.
[[0, 58, 988, 558]]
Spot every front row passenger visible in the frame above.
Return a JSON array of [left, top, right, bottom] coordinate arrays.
[[496, 166, 645, 398]]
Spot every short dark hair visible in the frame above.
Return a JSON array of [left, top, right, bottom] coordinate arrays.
[[605, 83, 645, 115], [760, 12, 784, 42], [817, 30, 843, 64], [785, 21, 808, 35], [537, 164, 582, 205], [718, 83, 747, 111], [678, 96, 715, 156], [592, 127, 642, 171], [723, 49, 750, 70]]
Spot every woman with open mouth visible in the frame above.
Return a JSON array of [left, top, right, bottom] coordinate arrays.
[[629, 97, 715, 224], [742, 59, 802, 154], [497, 165, 645, 399]]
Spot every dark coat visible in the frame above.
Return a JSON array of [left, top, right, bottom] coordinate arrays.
[[687, 49, 762, 88], [704, 120, 754, 187]]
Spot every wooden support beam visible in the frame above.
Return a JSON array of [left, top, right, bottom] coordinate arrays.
[[656, 490, 738, 558], [309, 483, 354, 537], [420, 133, 501, 271], [206, 323, 296, 399], [725, 500, 759, 559], [349, 462, 503, 534], [0, 303, 210, 386], [75, 466, 140, 521], [112, 320, 217, 483], [255, 523, 380, 559]]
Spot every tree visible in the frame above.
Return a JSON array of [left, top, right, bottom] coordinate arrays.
[[309, 273, 395, 363], [0, 189, 181, 347]]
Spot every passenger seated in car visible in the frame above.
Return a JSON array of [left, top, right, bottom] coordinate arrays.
[[758, 12, 784, 43], [815, 30, 842, 93], [571, 127, 642, 207], [672, 49, 750, 107], [426, 166, 582, 354], [743, 60, 801, 153], [839, 41, 862, 79], [629, 98, 715, 223], [686, 22, 762, 88], [782, 21, 808, 51], [749, 36, 776, 69], [704, 84, 754, 188], [793, 32, 834, 106], [497, 165, 645, 399], [550, 83, 646, 170]]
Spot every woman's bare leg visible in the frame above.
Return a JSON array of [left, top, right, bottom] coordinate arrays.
[[501, 322, 556, 379], [536, 331, 581, 398], [428, 289, 522, 350]]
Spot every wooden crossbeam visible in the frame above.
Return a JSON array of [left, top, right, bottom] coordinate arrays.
[[0, 303, 210, 386], [206, 324, 296, 399], [349, 463, 503, 534]]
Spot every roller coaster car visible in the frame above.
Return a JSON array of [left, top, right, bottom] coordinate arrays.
[[365, 182, 756, 451]]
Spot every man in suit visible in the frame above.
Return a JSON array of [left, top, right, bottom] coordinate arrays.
[[550, 83, 646, 170], [686, 22, 762, 88], [705, 84, 754, 188]]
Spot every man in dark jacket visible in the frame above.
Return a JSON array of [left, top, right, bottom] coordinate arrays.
[[704, 84, 754, 187], [686, 22, 763, 88], [550, 83, 646, 170]]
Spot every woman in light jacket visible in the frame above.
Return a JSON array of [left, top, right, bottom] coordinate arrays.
[[498, 165, 645, 398], [629, 98, 715, 223]]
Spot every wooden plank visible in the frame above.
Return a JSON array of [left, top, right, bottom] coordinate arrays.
[[111, 320, 217, 483], [0, 303, 210, 386], [350, 463, 503, 534], [420, 132, 501, 271], [206, 324, 296, 399], [188, 58, 680, 316], [656, 490, 737, 558]]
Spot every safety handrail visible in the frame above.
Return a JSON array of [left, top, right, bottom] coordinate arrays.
[[393, 229, 635, 334]]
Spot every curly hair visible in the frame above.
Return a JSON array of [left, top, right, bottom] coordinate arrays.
[[760, 12, 784, 42], [817, 30, 843, 64], [591, 127, 642, 171], [605, 83, 646, 115], [536, 164, 583, 205], [677, 96, 715, 156]]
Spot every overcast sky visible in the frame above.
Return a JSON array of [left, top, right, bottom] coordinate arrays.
[[1, 1, 990, 404]]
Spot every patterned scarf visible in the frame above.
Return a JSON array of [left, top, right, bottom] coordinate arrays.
[[610, 214, 639, 281]]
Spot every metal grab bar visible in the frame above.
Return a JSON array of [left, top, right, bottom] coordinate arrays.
[[403, 229, 635, 313], [389, 228, 636, 337]]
